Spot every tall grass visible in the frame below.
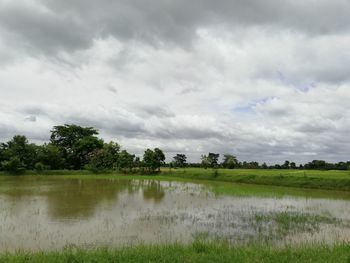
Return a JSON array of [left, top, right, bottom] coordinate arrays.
[[1, 242, 349, 263]]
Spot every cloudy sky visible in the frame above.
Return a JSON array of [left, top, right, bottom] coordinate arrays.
[[0, 0, 350, 163]]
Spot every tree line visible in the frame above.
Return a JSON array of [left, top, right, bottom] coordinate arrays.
[[0, 124, 165, 174], [0, 124, 349, 174]]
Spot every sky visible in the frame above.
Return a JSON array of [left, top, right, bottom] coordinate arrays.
[[0, 0, 350, 164]]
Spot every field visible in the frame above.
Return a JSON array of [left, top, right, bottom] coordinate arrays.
[[162, 168, 350, 191]]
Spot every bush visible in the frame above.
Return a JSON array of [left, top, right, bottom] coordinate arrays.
[[1, 157, 25, 174], [34, 162, 48, 174]]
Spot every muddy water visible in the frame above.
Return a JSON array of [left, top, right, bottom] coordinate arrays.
[[0, 176, 349, 251]]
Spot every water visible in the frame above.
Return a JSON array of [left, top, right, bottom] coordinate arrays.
[[0, 176, 349, 251]]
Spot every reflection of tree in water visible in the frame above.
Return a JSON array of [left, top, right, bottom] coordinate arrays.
[[142, 180, 165, 203], [0, 178, 166, 220], [46, 179, 136, 220]]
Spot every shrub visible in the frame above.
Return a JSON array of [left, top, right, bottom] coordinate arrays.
[[1, 157, 25, 174]]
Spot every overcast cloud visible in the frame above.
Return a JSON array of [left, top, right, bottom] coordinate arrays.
[[0, 0, 350, 163]]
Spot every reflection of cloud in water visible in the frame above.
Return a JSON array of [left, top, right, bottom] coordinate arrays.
[[0, 177, 350, 251]]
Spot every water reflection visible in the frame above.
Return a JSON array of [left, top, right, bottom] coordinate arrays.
[[142, 181, 165, 203], [0, 176, 350, 251], [0, 178, 166, 220]]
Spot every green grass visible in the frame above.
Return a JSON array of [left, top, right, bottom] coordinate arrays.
[[163, 168, 350, 191], [252, 211, 343, 239], [1, 167, 350, 192], [1, 242, 349, 263]]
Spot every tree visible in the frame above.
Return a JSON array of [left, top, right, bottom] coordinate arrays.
[[50, 124, 103, 169], [201, 155, 210, 169], [143, 148, 165, 173], [118, 150, 135, 172], [37, 144, 65, 170], [290, 162, 297, 169], [282, 160, 290, 169], [86, 142, 121, 173], [222, 154, 238, 169], [173, 154, 187, 168], [208, 153, 220, 168], [1, 157, 25, 174], [154, 148, 165, 171], [2, 135, 38, 170]]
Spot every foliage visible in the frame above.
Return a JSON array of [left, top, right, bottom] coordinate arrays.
[[173, 154, 187, 168], [118, 150, 135, 172], [1, 124, 349, 174], [222, 154, 238, 169], [50, 124, 103, 169], [86, 142, 121, 173], [37, 144, 65, 170], [34, 162, 47, 174], [201, 153, 219, 169], [143, 148, 165, 173], [1, 157, 25, 174]]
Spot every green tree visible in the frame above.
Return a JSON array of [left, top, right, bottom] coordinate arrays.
[[154, 148, 165, 171], [282, 160, 290, 169], [2, 135, 38, 169], [143, 148, 165, 173], [37, 144, 65, 170], [222, 154, 238, 169], [1, 156, 25, 174], [50, 124, 103, 169], [208, 153, 220, 168], [173, 154, 187, 168], [86, 142, 121, 172], [290, 162, 297, 169], [118, 150, 135, 172], [201, 155, 210, 169]]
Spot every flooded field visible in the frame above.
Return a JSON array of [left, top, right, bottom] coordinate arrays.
[[0, 176, 350, 251]]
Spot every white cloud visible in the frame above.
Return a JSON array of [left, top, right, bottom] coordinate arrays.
[[0, 1, 349, 163]]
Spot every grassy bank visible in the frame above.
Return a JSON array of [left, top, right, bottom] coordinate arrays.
[[1, 168, 350, 192], [163, 168, 350, 191], [1, 242, 349, 263]]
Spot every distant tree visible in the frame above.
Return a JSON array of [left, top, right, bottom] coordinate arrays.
[[222, 154, 238, 169], [154, 148, 165, 171], [34, 162, 48, 174], [290, 162, 297, 169], [305, 160, 326, 170], [86, 142, 121, 173], [2, 135, 38, 170], [37, 144, 65, 170], [143, 148, 165, 173], [201, 155, 210, 169], [282, 160, 290, 169], [173, 154, 187, 168], [208, 153, 220, 168], [262, 162, 268, 169], [118, 150, 135, 172], [50, 124, 103, 169], [1, 157, 25, 174]]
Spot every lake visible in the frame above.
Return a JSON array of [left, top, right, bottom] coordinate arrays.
[[0, 176, 350, 251]]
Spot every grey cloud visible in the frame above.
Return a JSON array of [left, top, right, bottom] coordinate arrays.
[[134, 105, 176, 119], [24, 115, 37, 122], [105, 84, 118, 94], [19, 106, 48, 116], [178, 87, 202, 95], [2, 0, 350, 58]]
